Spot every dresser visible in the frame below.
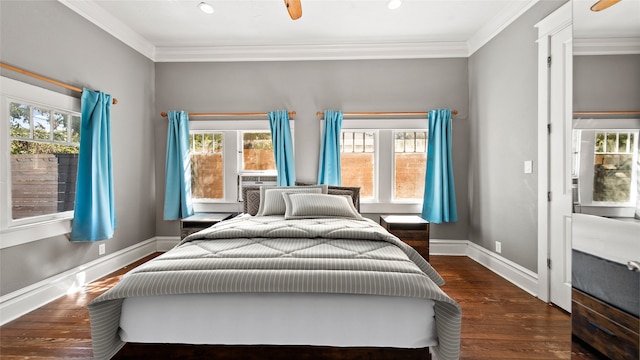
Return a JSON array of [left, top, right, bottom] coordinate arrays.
[[380, 215, 430, 261], [180, 212, 234, 239], [572, 288, 639, 360]]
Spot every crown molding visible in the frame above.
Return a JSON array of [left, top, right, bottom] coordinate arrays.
[[60, 0, 548, 62], [154, 42, 469, 62], [573, 37, 640, 55], [58, 0, 469, 62], [58, 0, 156, 61], [468, 0, 539, 55]]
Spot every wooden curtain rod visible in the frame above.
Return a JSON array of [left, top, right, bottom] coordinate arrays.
[[315, 110, 458, 118], [161, 111, 296, 118], [0, 62, 118, 105], [573, 111, 640, 116]]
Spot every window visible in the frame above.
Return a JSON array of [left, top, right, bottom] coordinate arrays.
[[9, 102, 80, 220], [186, 120, 286, 211], [190, 132, 223, 200], [592, 131, 637, 203], [394, 131, 427, 200], [574, 127, 639, 216], [340, 131, 376, 199], [337, 119, 429, 212], [1, 76, 82, 248], [242, 131, 276, 172]]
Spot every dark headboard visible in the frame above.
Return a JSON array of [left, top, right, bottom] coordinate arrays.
[[242, 185, 361, 215]]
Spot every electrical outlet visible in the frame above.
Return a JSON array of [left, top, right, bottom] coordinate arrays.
[[98, 243, 106, 256], [524, 160, 532, 174], [495, 241, 502, 254]]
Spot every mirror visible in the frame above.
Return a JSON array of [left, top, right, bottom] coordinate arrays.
[[572, 0, 640, 220], [571, 2, 640, 358]]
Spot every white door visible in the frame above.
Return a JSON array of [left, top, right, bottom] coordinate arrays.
[[547, 25, 572, 312]]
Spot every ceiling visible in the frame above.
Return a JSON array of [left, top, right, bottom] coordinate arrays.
[[59, 0, 640, 62]]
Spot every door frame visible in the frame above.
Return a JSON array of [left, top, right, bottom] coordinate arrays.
[[535, 2, 572, 304]]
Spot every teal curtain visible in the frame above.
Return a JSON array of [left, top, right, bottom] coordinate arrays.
[[163, 110, 194, 220], [70, 89, 116, 241], [268, 110, 296, 186], [421, 109, 458, 224], [317, 110, 343, 185]]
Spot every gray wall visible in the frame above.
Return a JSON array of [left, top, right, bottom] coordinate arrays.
[[0, 0, 156, 295], [154, 60, 470, 240], [468, 0, 566, 272], [574, 54, 640, 111]]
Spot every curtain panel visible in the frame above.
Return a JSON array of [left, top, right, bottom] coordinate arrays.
[[163, 110, 194, 220], [421, 109, 458, 224], [317, 110, 343, 185], [70, 89, 116, 241], [268, 110, 296, 186]]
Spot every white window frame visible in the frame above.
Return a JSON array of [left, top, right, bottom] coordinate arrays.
[[573, 118, 640, 218], [188, 120, 289, 213], [340, 118, 428, 214], [0, 76, 80, 249]]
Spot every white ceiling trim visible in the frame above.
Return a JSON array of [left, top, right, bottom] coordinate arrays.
[[59, 0, 538, 62], [574, 37, 640, 56], [154, 42, 469, 62]]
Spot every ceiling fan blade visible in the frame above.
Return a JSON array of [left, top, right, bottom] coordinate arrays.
[[590, 0, 621, 12], [284, 0, 302, 20]]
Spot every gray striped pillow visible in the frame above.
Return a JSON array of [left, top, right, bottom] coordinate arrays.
[[256, 186, 326, 216], [282, 193, 363, 220]]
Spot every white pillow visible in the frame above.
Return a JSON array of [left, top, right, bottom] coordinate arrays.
[[256, 185, 327, 216], [282, 193, 363, 220]]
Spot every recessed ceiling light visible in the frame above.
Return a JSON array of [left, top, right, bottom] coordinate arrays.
[[198, 2, 214, 14], [387, 0, 402, 10]]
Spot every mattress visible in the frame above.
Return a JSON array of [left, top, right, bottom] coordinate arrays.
[[572, 249, 639, 317], [119, 292, 437, 348]]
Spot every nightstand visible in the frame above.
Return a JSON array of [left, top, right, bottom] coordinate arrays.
[[180, 212, 234, 239], [380, 215, 430, 261]]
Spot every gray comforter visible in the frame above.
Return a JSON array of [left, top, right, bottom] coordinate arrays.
[[89, 216, 461, 360]]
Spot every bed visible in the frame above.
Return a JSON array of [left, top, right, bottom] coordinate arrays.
[[571, 214, 639, 360], [88, 185, 461, 360]]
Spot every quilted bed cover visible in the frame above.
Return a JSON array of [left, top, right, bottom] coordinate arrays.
[[88, 216, 462, 360]]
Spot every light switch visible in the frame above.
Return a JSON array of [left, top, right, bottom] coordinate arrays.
[[524, 160, 532, 174]]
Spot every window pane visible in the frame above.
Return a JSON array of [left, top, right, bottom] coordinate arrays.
[[606, 133, 616, 153], [190, 132, 224, 200], [53, 112, 68, 142], [394, 131, 427, 200], [9, 103, 79, 220], [33, 107, 51, 140], [341, 131, 375, 199], [593, 154, 633, 202], [9, 103, 31, 139], [242, 132, 275, 171], [71, 115, 81, 142], [594, 133, 605, 153], [592, 131, 637, 203]]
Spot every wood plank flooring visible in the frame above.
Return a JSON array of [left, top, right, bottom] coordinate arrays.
[[0, 254, 607, 359]]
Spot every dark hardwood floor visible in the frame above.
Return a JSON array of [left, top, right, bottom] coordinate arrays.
[[0, 254, 607, 359]]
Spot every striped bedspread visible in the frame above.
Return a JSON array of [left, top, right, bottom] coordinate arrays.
[[88, 216, 461, 360]]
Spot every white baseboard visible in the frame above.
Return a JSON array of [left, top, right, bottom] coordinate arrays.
[[464, 241, 539, 296], [156, 236, 180, 251], [1, 236, 540, 326], [0, 237, 158, 326], [429, 239, 468, 256]]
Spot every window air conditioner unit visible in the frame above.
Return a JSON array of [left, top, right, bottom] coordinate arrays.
[[237, 173, 278, 201]]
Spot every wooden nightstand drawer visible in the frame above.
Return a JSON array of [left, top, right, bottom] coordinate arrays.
[[380, 215, 430, 261], [387, 229, 428, 241], [572, 288, 639, 360]]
